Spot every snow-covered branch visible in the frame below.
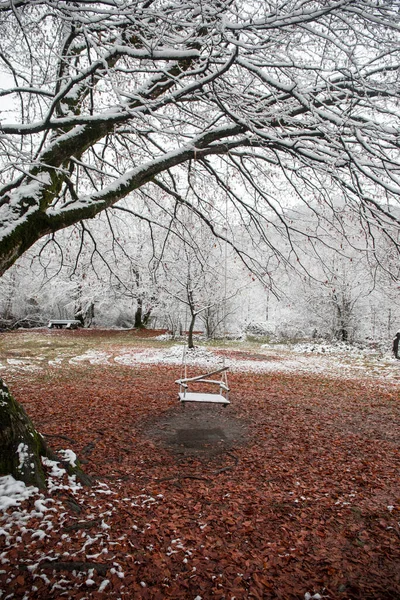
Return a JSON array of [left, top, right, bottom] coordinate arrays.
[[0, 0, 399, 277]]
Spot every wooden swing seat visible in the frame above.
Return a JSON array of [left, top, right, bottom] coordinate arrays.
[[178, 392, 230, 404], [176, 366, 230, 406]]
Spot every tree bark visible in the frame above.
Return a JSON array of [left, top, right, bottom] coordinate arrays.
[[134, 299, 152, 329], [134, 298, 144, 329], [142, 307, 152, 327], [0, 378, 91, 489], [393, 334, 400, 359], [188, 313, 196, 349]]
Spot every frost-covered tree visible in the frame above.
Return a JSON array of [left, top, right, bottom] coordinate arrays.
[[1, 0, 400, 486], [158, 205, 229, 347]]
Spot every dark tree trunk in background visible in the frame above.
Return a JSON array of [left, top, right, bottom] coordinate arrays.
[[75, 302, 95, 328], [333, 292, 352, 342], [188, 313, 196, 349], [134, 297, 150, 329], [142, 307, 152, 327], [134, 301, 143, 329], [393, 334, 400, 359]]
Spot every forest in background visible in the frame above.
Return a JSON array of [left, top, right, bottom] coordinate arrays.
[[0, 0, 400, 352], [1, 194, 399, 346]]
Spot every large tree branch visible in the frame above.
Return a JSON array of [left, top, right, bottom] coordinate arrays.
[[0, 0, 399, 278], [0, 126, 254, 275]]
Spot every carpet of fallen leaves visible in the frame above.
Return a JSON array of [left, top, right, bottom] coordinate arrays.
[[1, 333, 400, 599]]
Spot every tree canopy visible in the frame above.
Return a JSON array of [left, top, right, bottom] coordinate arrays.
[[0, 0, 400, 278]]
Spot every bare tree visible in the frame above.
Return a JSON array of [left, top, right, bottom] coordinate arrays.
[[158, 206, 226, 347], [1, 0, 400, 485]]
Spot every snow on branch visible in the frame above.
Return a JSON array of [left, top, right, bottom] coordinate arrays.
[[0, 0, 399, 276]]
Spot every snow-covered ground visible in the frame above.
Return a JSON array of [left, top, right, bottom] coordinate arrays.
[[0, 341, 399, 385], [0, 464, 157, 597], [115, 343, 400, 385]]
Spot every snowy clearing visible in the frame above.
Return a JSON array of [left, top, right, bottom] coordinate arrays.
[[2, 336, 398, 386]]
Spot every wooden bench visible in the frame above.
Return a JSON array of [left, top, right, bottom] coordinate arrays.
[[48, 320, 82, 330]]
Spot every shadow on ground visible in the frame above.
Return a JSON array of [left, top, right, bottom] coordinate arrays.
[[144, 404, 248, 457]]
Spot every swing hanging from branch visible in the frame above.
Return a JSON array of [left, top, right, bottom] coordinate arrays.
[[175, 347, 230, 406], [175, 190, 231, 406]]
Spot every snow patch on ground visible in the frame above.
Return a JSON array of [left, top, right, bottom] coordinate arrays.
[[292, 341, 366, 355], [111, 343, 400, 385], [6, 358, 42, 372], [0, 462, 164, 599], [0, 476, 38, 513], [114, 345, 219, 368], [154, 333, 173, 341], [1, 338, 398, 384], [58, 449, 77, 468], [48, 357, 63, 367], [69, 350, 112, 365]]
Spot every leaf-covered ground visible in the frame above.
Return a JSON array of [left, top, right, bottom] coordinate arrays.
[[1, 330, 399, 599]]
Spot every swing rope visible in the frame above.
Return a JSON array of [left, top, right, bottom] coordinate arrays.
[[175, 192, 230, 406], [222, 191, 229, 367]]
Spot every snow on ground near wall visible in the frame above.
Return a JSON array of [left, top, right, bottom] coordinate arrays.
[[114, 345, 218, 368]]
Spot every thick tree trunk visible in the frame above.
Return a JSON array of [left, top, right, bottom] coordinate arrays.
[[0, 379, 91, 489], [75, 302, 94, 328], [0, 379, 47, 489]]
